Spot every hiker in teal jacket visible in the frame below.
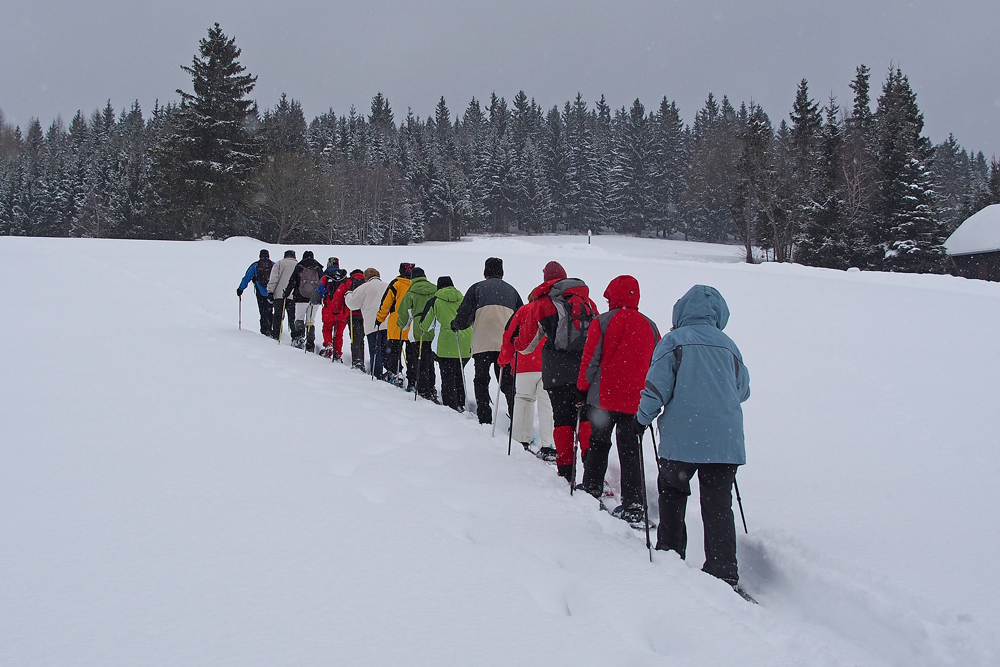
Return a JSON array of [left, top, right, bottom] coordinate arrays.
[[418, 276, 472, 412], [635, 284, 750, 592], [396, 267, 440, 400]]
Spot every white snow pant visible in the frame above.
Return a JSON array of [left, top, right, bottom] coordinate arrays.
[[513, 371, 553, 449], [294, 302, 317, 325]]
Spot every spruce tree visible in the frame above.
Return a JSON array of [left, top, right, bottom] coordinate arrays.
[[152, 23, 262, 239]]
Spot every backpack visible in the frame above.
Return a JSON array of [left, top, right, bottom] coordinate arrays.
[[298, 265, 321, 299], [548, 279, 596, 353], [255, 258, 272, 289]]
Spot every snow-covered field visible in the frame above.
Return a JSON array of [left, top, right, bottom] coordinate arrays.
[[2, 233, 998, 666]]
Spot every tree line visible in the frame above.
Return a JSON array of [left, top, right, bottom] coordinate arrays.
[[1, 24, 998, 273]]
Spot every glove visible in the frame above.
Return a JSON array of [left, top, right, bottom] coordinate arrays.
[[631, 415, 648, 437], [309, 291, 322, 306], [267, 292, 274, 305], [450, 321, 459, 332], [236, 288, 243, 297], [574, 389, 587, 407]]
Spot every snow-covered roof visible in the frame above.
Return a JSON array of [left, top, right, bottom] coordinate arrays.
[[945, 204, 1000, 256]]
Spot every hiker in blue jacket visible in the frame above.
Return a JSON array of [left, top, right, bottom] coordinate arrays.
[[635, 285, 750, 592], [237, 249, 274, 336]]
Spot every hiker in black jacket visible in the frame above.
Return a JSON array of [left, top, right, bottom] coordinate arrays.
[[451, 257, 522, 424], [282, 250, 324, 352]]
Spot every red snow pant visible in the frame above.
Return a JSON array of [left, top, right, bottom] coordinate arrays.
[[322, 305, 348, 355], [547, 385, 590, 470]]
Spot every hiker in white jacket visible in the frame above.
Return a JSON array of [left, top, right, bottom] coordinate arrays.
[[344, 268, 388, 378], [266, 250, 297, 338]]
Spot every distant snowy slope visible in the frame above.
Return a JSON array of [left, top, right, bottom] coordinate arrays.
[[0, 235, 997, 666]]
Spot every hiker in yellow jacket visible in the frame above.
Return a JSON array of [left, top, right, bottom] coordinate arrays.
[[376, 262, 415, 389]]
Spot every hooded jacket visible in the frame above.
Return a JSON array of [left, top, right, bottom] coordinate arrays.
[[514, 277, 598, 389], [452, 277, 523, 354], [396, 276, 438, 343], [497, 305, 544, 374], [637, 285, 750, 465], [344, 276, 387, 335], [578, 275, 660, 414], [417, 286, 472, 359], [376, 276, 412, 340], [266, 256, 298, 298]]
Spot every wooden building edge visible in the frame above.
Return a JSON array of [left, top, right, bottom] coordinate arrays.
[[946, 251, 1000, 282]]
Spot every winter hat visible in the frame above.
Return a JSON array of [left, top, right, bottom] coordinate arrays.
[[351, 268, 363, 276], [303, 250, 314, 260], [284, 249, 296, 259], [436, 276, 454, 289], [484, 257, 504, 279], [259, 249, 270, 258], [364, 267, 380, 280], [327, 257, 339, 269], [399, 262, 415, 278], [410, 267, 426, 280], [543, 260, 567, 282]]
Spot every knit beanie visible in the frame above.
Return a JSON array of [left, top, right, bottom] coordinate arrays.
[[410, 267, 426, 280], [259, 249, 270, 258], [484, 257, 504, 279], [284, 250, 296, 259], [364, 267, 380, 280], [303, 250, 314, 260], [436, 276, 454, 289], [399, 262, 415, 278], [543, 261, 567, 281], [327, 257, 339, 269]]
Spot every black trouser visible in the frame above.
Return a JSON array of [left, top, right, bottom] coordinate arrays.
[[384, 339, 418, 385], [656, 460, 739, 586], [271, 298, 295, 339], [438, 356, 469, 411], [254, 290, 272, 336], [472, 351, 514, 424], [367, 330, 386, 379], [547, 385, 586, 430], [349, 314, 365, 370], [412, 341, 437, 399], [584, 407, 643, 512]]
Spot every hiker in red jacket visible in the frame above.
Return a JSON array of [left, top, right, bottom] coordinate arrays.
[[514, 261, 598, 485], [314, 257, 349, 360], [577, 275, 660, 523], [498, 297, 554, 459]]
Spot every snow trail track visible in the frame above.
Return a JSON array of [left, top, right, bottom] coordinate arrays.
[[1, 235, 997, 665]]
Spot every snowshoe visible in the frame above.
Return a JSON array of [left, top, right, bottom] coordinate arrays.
[[733, 585, 758, 604], [608, 503, 655, 531], [291, 337, 306, 350], [319, 345, 334, 359], [536, 446, 557, 463]]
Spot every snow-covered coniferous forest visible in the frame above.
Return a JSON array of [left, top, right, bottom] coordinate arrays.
[[1, 24, 998, 274]]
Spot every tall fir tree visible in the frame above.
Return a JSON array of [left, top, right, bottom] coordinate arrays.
[[152, 23, 262, 239]]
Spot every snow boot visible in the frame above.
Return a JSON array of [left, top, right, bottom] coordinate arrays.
[[320, 345, 334, 359], [557, 464, 574, 486]]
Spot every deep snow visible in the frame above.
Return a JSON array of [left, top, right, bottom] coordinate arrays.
[[1, 233, 998, 666]]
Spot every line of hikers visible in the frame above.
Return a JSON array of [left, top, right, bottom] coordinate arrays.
[[238, 250, 752, 595]]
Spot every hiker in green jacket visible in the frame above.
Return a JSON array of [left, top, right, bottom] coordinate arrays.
[[416, 276, 473, 413], [396, 267, 440, 401]]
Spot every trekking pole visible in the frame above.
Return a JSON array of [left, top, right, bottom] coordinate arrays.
[[639, 426, 653, 562], [455, 331, 468, 410], [371, 323, 382, 381], [238, 293, 242, 330], [570, 404, 582, 495], [490, 377, 502, 438], [507, 353, 518, 456], [414, 330, 424, 402], [734, 479, 748, 534], [277, 297, 287, 344], [304, 303, 313, 354]]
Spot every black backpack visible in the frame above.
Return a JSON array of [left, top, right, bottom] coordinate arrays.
[[298, 265, 321, 299], [255, 258, 272, 288]]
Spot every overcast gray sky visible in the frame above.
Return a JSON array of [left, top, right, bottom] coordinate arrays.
[[2, 0, 997, 156]]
